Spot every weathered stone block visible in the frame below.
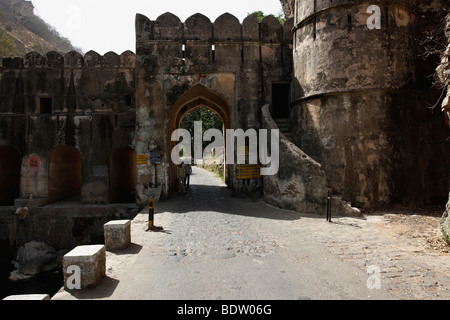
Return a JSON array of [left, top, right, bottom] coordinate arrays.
[[104, 220, 131, 250], [63, 245, 106, 290]]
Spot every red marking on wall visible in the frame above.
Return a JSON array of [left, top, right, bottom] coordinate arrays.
[[29, 156, 40, 174]]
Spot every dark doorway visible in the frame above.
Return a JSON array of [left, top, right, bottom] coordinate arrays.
[[0, 146, 21, 206], [39, 97, 52, 114], [48, 145, 82, 202], [110, 147, 136, 203], [272, 83, 290, 119]]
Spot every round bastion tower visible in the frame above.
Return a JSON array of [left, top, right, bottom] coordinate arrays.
[[291, 0, 417, 208]]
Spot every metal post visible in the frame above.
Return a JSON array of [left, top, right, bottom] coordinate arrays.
[[149, 197, 155, 230], [327, 190, 332, 223]]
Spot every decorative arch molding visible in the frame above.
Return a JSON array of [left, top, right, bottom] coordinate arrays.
[[169, 84, 231, 133]]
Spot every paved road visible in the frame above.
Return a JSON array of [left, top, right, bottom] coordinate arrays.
[[53, 167, 449, 300]]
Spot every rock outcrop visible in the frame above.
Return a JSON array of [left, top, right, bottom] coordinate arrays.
[[441, 194, 450, 245], [436, 13, 450, 244], [279, 0, 295, 19], [9, 241, 66, 281], [437, 14, 450, 125], [261, 104, 361, 217]]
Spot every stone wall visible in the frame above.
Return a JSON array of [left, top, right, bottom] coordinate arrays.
[[0, 205, 138, 264], [0, 50, 136, 204]]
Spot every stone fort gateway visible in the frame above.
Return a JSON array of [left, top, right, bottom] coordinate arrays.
[[0, 1, 449, 250]]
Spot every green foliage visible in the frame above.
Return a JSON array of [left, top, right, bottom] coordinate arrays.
[[248, 11, 286, 24], [181, 107, 223, 135], [0, 28, 20, 66], [180, 106, 224, 153], [198, 162, 225, 181]]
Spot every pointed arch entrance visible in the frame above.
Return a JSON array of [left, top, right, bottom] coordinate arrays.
[[48, 145, 82, 203], [169, 84, 232, 192]]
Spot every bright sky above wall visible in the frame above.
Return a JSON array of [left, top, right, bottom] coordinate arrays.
[[30, 0, 283, 55]]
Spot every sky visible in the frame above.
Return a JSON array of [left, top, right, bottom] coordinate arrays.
[[30, 0, 283, 55]]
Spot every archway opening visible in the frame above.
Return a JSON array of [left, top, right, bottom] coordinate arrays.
[[48, 145, 82, 203], [0, 146, 21, 206], [110, 147, 136, 203], [180, 105, 225, 178], [169, 85, 231, 193]]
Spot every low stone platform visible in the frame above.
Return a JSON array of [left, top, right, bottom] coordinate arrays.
[[104, 220, 131, 251], [63, 245, 106, 290], [3, 294, 50, 300]]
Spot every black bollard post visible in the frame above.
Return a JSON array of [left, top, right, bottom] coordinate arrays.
[[149, 197, 155, 230], [327, 190, 332, 223]]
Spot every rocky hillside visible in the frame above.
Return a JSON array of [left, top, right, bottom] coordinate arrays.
[[279, 0, 294, 19], [437, 14, 450, 123], [0, 0, 79, 59]]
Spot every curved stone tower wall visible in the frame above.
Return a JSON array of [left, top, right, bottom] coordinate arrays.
[[291, 0, 418, 208]]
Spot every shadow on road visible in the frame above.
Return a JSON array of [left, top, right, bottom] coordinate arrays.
[[156, 168, 327, 222], [56, 276, 120, 300], [107, 243, 143, 256]]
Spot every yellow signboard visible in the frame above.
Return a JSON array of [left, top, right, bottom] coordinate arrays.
[[236, 165, 261, 180], [136, 155, 149, 165]]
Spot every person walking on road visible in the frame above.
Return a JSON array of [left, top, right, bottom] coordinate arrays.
[[184, 163, 192, 189], [177, 162, 186, 194]]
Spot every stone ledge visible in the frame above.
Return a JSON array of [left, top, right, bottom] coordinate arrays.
[[3, 294, 50, 300]]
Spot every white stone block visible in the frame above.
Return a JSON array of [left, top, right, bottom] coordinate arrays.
[[104, 220, 131, 250], [63, 245, 105, 290]]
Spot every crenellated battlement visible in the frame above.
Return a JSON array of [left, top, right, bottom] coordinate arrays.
[[1, 50, 136, 70], [294, 0, 416, 26], [136, 12, 293, 44]]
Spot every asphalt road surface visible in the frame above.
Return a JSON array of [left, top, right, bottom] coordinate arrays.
[[53, 167, 449, 300]]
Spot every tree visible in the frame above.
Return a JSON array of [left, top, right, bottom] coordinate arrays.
[[248, 11, 286, 24], [0, 28, 20, 66], [180, 107, 223, 151]]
